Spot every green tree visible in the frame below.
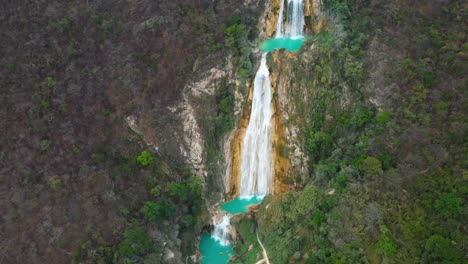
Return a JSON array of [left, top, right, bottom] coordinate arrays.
[[360, 157, 383, 178], [168, 182, 188, 201], [307, 131, 332, 158], [376, 225, 397, 257], [118, 227, 151, 257], [376, 110, 392, 124], [141, 201, 163, 222], [434, 192, 463, 217], [424, 235, 462, 263], [136, 150, 156, 166]]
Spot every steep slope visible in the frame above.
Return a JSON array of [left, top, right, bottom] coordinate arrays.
[[233, 0, 467, 263], [0, 0, 267, 263]]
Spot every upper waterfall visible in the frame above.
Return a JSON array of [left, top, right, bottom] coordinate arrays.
[[275, 0, 304, 39], [239, 53, 273, 197], [286, 0, 304, 39]]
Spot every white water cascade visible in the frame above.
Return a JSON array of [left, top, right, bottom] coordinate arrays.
[[276, 0, 304, 39], [212, 215, 232, 246], [276, 0, 285, 37], [239, 53, 273, 197], [208, 0, 305, 252]]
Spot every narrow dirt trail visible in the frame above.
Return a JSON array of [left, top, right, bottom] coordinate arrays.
[[256, 231, 271, 264]]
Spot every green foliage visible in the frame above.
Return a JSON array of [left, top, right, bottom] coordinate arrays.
[[377, 152, 392, 169], [130, 51, 146, 60], [67, 43, 79, 58], [150, 186, 161, 197], [136, 151, 155, 166], [72, 145, 80, 153], [376, 110, 392, 125], [291, 185, 321, 220], [351, 106, 374, 128], [225, 18, 246, 53], [311, 210, 325, 227], [231, 217, 261, 263], [402, 58, 436, 87], [360, 157, 383, 178], [376, 225, 397, 257], [48, 176, 63, 191], [168, 182, 188, 201], [434, 101, 449, 115], [140, 201, 163, 223], [313, 31, 333, 48], [206, 34, 222, 52], [40, 139, 51, 151], [118, 227, 151, 257], [423, 235, 462, 263], [434, 192, 463, 217], [47, 77, 57, 87], [216, 78, 234, 134], [41, 100, 50, 108], [307, 131, 332, 159], [50, 17, 70, 31], [224, 15, 252, 83]]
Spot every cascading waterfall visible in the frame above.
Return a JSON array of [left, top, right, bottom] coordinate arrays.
[[285, 0, 304, 39], [276, 0, 285, 37], [239, 53, 273, 197], [211, 215, 231, 246], [209, 54, 273, 247], [202, 1, 305, 262], [276, 0, 304, 39]]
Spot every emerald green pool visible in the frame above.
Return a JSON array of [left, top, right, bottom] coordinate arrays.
[[199, 233, 234, 264], [260, 37, 304, 52], [199, 196, 264, 263], [221, 196, 264, 215]]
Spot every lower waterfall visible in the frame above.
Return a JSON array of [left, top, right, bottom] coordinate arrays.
[[239, 53, 273, 197], [211, 215, 232, 246]]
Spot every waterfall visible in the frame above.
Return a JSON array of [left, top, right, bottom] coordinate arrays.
[[276, 0, 285, 37], [206, 0, 305, 256], [212, 215, 232, 246], [282, 0, 304, 39], [239, 53, 273, 197]]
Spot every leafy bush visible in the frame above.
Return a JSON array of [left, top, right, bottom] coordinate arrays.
[[434, 192, 463, 217], [141, 201, 163, 222], [67, 43, 79, 58], [311, 210, 325, 227], [136, 150, 155, 166], [40, 139, 51, 151], [168, 182, 188, 201], [50, 17, 70, 32], [225, 17, 246, 55], [118, 227, 151, 257], [47, 77, 57, 87], [48, 176, 63, 191], [376, 110, 392, 124], [360, 157, 383, 178], [307, 131, 332, 159], [376, 225, 397, 256], [423, 235, 462, 263], [351, 106, 374, 128]]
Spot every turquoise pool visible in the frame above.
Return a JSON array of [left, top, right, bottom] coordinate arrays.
[[221, 196, 264, 215], [199, 233, 234, 264], [260, 37, 305, 52], [199, 196, 264, 263]]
